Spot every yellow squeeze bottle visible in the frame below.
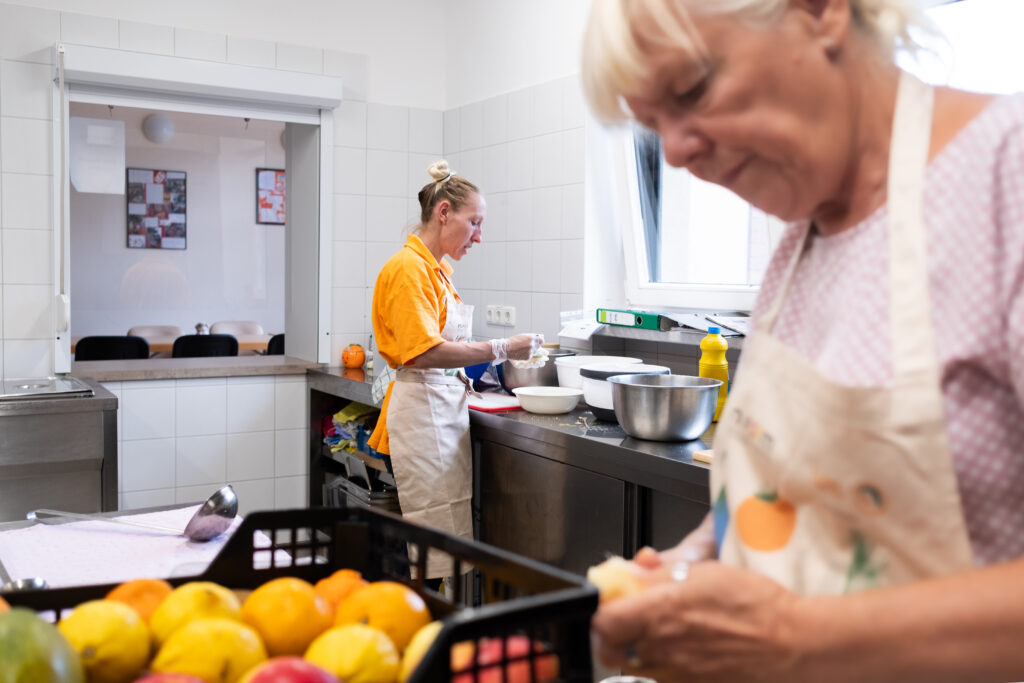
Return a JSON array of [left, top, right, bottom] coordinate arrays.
[[699, 326, 729, 422]]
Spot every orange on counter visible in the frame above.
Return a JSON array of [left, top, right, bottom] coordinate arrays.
[[314, 569, 368, 612], [106, 578, 173, 624], [334, 581, 431, 652], [342, 344, 366, 368], [242, 577, 333, 657]]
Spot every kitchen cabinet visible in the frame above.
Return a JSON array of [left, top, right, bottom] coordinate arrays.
[[475, 440, 628, 577]]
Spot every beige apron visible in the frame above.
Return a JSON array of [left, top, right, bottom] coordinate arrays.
[[710, 72, 974, 595], [386, 284, 475, 579]]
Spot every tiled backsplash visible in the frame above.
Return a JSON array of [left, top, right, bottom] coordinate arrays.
[[102, 374, 309, 516]]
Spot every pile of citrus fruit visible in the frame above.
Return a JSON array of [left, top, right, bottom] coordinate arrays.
[[0, 570, 560, 683]]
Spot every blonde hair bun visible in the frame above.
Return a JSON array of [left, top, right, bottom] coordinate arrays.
[[427, 160, 451, 181]]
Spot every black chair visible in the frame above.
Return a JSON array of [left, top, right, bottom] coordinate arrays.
[[75, 335, 150, 361], [266, 333, 285, 356], [171, 334, 238, 358]]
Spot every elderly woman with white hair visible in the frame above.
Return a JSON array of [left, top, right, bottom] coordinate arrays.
[[582, 0, 1024, 680]]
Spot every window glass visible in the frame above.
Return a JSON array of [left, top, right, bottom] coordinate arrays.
[[629, 0, 1019, 302]]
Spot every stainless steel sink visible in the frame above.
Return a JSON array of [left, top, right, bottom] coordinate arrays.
[[0, 376, 94, 402]]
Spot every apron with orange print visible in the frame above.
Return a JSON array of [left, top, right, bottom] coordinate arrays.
[[709, 72, 974, 595]]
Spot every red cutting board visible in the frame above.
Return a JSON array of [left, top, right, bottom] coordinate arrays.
[[468, 393, 522, 412]]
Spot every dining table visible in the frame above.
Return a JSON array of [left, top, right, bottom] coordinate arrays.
[[71, 334, 273, 355]]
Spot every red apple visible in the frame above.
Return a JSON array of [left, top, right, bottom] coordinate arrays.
[[452, 636, 559, 683], [134, 675, 206, 683], [239, 657, 340, 683]]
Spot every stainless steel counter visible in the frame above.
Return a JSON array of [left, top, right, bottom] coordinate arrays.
[[0, 379, 118, 523]]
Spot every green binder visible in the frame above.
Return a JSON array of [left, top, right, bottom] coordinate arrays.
[[596, 308, 677, 332]]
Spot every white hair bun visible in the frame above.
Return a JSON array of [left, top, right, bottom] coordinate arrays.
[[427, 160, 451, 181]]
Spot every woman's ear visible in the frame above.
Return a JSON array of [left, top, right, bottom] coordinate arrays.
[[790, 0, 851, 55], [436, 199, 450, 224]]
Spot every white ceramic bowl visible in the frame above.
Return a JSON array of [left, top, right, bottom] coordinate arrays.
[[554, 355, 642, 389], [512, 386, 584, 414]]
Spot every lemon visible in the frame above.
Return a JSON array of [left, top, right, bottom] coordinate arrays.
[[399, 621, 442, 682], [151, 617, 267, 683], [150, 581, 241, 646], [305, 624, 400, 683], [57, 600, 149, 683]]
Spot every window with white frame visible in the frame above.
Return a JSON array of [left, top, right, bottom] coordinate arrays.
[[621, 0, 1021, 313]]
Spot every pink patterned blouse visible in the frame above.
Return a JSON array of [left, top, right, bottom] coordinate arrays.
[[753, 94, 1024, 565]]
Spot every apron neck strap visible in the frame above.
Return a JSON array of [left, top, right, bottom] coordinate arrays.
[[754, 72, 937, 381]]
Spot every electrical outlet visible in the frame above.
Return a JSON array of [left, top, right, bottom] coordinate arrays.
[[497, 305, 516, 327], [485, 305, 498, 324]]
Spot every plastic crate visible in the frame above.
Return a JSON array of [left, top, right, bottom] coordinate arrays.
[[4, 506, 598, 682]]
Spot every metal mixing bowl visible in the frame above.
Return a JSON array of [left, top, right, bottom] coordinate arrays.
[[609, 374, 722, 441], [498, 350, 575, 392]]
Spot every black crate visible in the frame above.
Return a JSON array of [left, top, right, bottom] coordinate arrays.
[[4, 506, 598, 682]]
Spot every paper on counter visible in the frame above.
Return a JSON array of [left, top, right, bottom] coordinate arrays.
[[0, 505, 285, 588]]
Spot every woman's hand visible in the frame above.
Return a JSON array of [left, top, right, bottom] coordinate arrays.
[[634, 513, 718, 571], [592, 561, 802, 682], [505, 333, 542, 361]]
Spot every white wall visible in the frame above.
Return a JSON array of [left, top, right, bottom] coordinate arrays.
[[443, 0, 591, 108], [70, 104, 286, 337], [2, 0, 449, 108]]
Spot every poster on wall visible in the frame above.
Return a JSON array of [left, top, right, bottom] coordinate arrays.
[[256, 168, 286, 225], [126, 168, 186, 249]]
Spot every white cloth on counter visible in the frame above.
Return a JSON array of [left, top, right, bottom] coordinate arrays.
[[0, 505, 286, 588]]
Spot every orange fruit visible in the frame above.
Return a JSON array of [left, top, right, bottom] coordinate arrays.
[[242, 577, 333, 657], [314, 569, 368, 612], [342, 344, 365, 368], [106, 578, 173, 624], [735, 492, 796, 552], [0, 595, 9, 614], [335, 581, 431, 652]]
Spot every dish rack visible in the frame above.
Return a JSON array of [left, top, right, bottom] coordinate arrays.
[[4, 506, 598, 682]]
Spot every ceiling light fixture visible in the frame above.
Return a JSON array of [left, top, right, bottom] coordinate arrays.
[[142, 113, 174, 144]]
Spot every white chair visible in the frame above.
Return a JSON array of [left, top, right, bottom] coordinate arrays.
[[210, 320, 265, 335], [127, 324, 183, 338]]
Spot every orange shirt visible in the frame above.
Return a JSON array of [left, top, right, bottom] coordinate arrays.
[[367, 234, 459, 455]]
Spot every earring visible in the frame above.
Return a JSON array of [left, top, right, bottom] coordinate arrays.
[[823, 37, 839, 58]]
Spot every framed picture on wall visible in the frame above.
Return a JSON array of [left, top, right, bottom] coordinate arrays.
[[126, 168, 187, 249], [256, 168, 286, 225]]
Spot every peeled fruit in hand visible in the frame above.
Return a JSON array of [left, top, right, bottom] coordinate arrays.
[[240, 656, 340, 683], [242, 577, 333, 656], [305, 624, 400, 683], [57, 600, 150, 683], [151, 617, 267, 683], [342, 344, 365, 369], [106, 578, 173, 624], [314, 568, 367, 612], [0, 608, 85, 683], [452, 636, 560, 683], [586, 556, 646, 604], [334, 581, 431, 652], [398, 620, 442, 682], [151, 581, 242, 646]]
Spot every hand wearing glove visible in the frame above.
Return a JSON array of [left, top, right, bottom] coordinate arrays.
[[490, 333, 544, 363]]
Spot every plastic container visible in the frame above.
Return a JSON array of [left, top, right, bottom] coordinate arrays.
[[5, 507, 598, 682], [699, 327, 729, 422], [554, 355, 642, 389], [579, 363, 670, 422]]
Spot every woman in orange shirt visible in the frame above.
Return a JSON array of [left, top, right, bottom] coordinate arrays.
[[369, 160, 539, 578]]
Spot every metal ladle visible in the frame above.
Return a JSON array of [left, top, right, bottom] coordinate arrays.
[[27, 485, 238, 543], [0, 559, 48, 593]]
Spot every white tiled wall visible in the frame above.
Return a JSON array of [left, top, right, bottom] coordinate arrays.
[[334, 76, 587, 360], [103, 375, 309, 516], [0, 1, 370, 377]]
